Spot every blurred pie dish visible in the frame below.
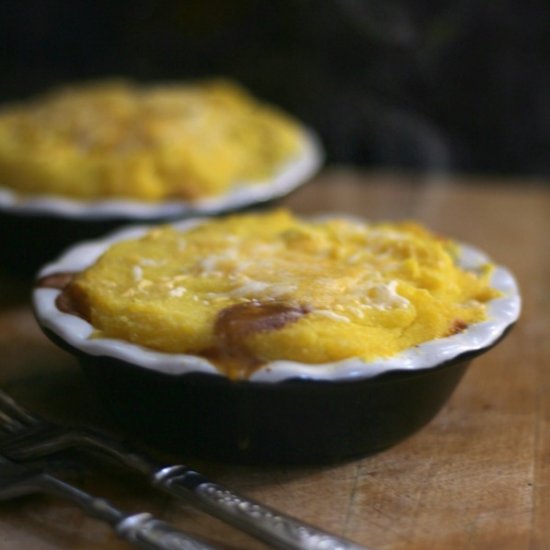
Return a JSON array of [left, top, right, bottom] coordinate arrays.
[[0, 79, 320, 214], [0, 80, 321, 274]]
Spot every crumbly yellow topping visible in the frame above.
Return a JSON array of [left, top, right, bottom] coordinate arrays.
[[65, 210, 500, 379], [0, 79, 301, 201]]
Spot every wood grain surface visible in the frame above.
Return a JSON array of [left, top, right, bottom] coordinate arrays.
[[0, 168, 548, 549]]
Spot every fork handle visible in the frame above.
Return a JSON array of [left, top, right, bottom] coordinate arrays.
[[117, 513, 217, 550], [153, 466, 370, 550], [38, 473, 217, 550]]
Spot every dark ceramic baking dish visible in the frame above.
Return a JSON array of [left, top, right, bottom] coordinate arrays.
[[43, 333, 499, 464], [32, 220, 521, 465], [0, 129, 322, 276]]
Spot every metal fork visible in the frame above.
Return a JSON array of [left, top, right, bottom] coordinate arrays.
[[0, 454, 218, 549], [0, 388, 371, 550]]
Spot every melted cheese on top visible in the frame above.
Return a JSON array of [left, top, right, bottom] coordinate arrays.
[[0, 80, 301, 201], [65, 210, 500, 379]]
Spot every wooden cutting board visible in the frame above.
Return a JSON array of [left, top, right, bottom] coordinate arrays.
[[0, 168, 548, 549]]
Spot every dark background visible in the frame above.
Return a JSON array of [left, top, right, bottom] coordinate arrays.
[[2, 0, 550, 177]]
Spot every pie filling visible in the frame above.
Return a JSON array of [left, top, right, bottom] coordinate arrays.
[[44, 210, 500, 379], [0, 79, 302, 202]]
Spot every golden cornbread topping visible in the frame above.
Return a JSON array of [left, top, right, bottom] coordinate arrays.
[[0, 80, 301, 202], [59, 210, 500, 379]]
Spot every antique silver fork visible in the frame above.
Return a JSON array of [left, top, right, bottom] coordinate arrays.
[[0, 388, 371, 550], [0, 454, 217, 549]]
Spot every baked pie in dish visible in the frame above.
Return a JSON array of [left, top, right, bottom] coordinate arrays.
[[0, 80, 321, 273], [33, 210, 520, 463]]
